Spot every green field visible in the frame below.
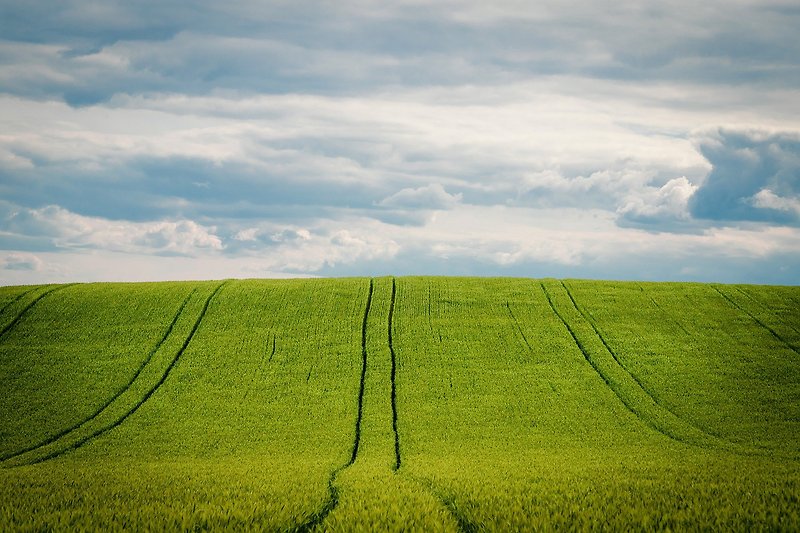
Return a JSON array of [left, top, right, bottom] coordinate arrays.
[[1, 277, 799, 530]]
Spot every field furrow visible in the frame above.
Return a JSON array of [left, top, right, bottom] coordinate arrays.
[[1, 289, 197, 462], [1, 277, 798, 530], [506, 301, 533, 353], [295, 279, 374, 532], [713, 284, 800, 356], [323, 277, 462, 531], [0, 284, 72, 340], [541, 280, 720, 447], [738, 285, 800, 334], [0, 286, 41, 319], [562, 281, 719, 436], [3, 282, 226, 466], [568, 280, 800, 451], [389, 277, 401, 472]]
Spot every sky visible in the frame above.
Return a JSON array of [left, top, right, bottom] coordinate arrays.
[[1, 0, 799, 285]]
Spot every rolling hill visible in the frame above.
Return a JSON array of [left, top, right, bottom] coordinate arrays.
[[1, 277, 799, 530]]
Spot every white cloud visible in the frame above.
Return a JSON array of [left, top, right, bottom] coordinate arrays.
[[253, 227, 400, 272], [378, 184, 462, 210], [3, 205, 222, 256], [751, 189, 800, 216], [617, 177, 698, 226]]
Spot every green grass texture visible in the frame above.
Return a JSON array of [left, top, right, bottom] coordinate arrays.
[[1, 277, 799, 531]]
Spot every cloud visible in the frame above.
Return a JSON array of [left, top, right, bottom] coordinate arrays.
[[1, 205, 222, 256], [253, 227, 401, 273], [2, 0, 799, 106], [750, 189, 800, 217], [374, 183, 462, 225], [689, 129, 800, 224], [616, 177, 698, 229], [232, 226, 312, 245], [2, 2, 800, 284], [378, 183, 462, 210], [2, 253, 43, 271]]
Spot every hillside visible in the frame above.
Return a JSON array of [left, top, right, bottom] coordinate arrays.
[[1, 277, 799, 530]]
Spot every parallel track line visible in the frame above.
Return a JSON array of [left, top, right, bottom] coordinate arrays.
[[9, 282, 227, 466], [1, 288, 196, 462], [294, 278, 373, 532]]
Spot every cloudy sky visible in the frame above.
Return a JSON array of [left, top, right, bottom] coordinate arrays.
[[1, 0, 799, 284]]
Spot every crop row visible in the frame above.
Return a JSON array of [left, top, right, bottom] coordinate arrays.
[[0, 278, 798, 530]]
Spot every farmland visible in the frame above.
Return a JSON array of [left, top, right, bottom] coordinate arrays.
[[1, 277, 799, 530]]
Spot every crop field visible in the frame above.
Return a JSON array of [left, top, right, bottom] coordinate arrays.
[[1, 277, 799, 530]]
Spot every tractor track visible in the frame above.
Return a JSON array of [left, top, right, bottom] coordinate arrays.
[[560, 282, 658, 397], [506, 301, 533, 353], [293, 278, 373, 532], [735, 287, 800, 337], [0, 286, 41, 318], [405, 475, 477, 533], [7, 281, 227, 467], [389, 277, 401, 471], [243, 333, 277, 401], [1, 288, 197, 463], [0, 284, 76, 341], [638, 285, 692, 336], [541, 282, 705, 446], [561, 282, 720, 444], [391, 279, 474, 532], [712, 285, 800, 357]]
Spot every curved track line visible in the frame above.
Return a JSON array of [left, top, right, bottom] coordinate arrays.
[[735, 287, 800, 337], [713, 285, 800, 357], [560, 282, 722, 442], [391, 280, 474, 532], [10, 281, 227, 467], [406, 475, 477, 533], [351, 278, 373, 465], [1, 288, 197, 462], [243, 333, 277, 401], [0, 286, 41, 318], [268, 334, 277, 363], [0, 284, 76, 341], [561, 282, 657, 396], [389, 277, 401, 472], [294, 278, 373, 533], [506, 302, 533, 353], [541, 283, 699, 445], [638, 285, 691, 336]]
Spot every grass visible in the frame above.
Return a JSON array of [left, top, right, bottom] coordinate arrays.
[[1, 277, 799, 530]]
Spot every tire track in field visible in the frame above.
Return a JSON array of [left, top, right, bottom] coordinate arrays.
[[391, 279, 475, 533], [562, 281, 720, 441], [0, 288, 197, 462], [0, 284, 76, 341], [389, 277, 401, 471], [506, 301, 533, 353], [560, 282, 658, 397], [6, 281, 227, 467], [0, 286, 40, 318], [712, 285, 800, 357], [294, 278, 373, 533], [638, 285, 692, 337], [244, 334, 277, 400], [540, 282, 714, 446], [406, 475, 477, 533], [735, 287, 800, 337]]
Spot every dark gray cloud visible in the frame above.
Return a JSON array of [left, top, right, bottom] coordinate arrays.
[[2, 1, 799, 105], [0, 153, 390, 222], [689, 130, 800, 224]]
